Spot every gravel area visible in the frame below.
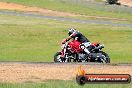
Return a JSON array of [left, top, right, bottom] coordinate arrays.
[[0, 62, 131, 83]]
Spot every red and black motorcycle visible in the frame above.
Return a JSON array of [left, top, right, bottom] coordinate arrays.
[[54, 40, 110, 63]]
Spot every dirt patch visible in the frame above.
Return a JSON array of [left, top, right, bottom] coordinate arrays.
[[119, 0, 132, 7], [0, 2, 129, 21], [0, 2, 77, 17], [0, 63, 132, 83]]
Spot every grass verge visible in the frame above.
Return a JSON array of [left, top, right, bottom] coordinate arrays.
[[0, 80, 132, 88]]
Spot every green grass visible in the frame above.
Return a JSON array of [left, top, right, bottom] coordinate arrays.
[[95, 0, 104, 2], [0, 80, 131, 88], [0, 0, 132, 21], [0, 13, 132, 63]]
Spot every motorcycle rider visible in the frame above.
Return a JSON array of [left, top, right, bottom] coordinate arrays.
[[62, 28, 91, 58]]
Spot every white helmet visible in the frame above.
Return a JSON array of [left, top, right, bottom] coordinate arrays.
[[68, 28, 76, 36]]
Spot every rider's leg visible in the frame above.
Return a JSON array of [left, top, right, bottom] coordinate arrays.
[[84, 48, 90, 54], [81, 42, 91, 54]]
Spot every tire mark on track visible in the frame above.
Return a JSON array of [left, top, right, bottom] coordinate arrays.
[[0, 10, 132, 27]]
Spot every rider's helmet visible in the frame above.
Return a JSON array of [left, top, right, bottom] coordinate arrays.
[[68, 28, 76, 36]]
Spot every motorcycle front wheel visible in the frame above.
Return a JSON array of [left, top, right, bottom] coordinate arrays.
[[54, 52, 71, 62], [54, 52, 62, 62]]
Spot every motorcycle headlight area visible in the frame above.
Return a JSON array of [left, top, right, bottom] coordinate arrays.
[[61, 44, 65, 49]]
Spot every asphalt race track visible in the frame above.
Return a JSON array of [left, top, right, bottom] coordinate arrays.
[[0, 10, 132, 27]]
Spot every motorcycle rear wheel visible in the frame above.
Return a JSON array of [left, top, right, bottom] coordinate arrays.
[[100, 51, 110, 63]]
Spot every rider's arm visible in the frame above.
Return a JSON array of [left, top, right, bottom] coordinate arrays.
[[62, 37, 71, 44], [65, 36, 72, 41], [62, 31, 77, 43], [66, 31, 77, 41]]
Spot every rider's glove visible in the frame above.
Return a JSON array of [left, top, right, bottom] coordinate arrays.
[[62, 39, 67, 44]]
